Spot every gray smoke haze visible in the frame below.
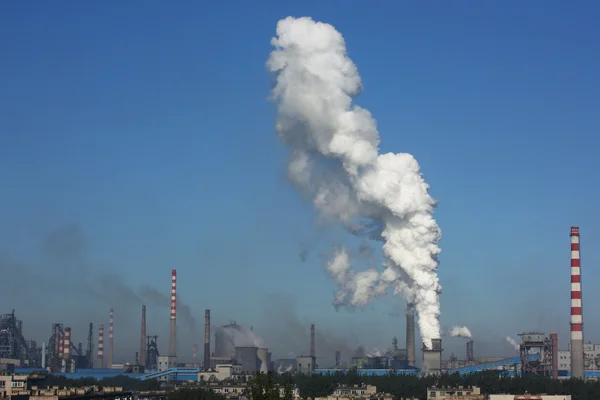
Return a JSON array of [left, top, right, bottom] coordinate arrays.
[[0, 223, 200, 363], [259, 293, 355, 367]]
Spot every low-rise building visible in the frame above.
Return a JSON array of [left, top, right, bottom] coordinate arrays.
[[427, 386, 483, 400]]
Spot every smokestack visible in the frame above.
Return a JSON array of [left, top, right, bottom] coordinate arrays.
[[310, 324, 315, 358], [406, 311, 416, 367], [63, 327, 71, 360], [204, 309, 211, 369], [140, 305, 147, 367], [570, 226, 584, 379], [169, 269, 177, 357], [54, 325, 60, 358], [59, 334, 64, 359], [97, 324, 104, 368], [550, 333, 558, 379], [42, 341, 46, 368], [466, 340, 474, 362], [422, 338, 442, 375], [335, 351, 341, 367], [107, 308, 114, 368], [193, 344, 198, 362]]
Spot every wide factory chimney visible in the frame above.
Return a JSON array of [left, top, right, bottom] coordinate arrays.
[[169, 269, 177, 357], [570, 226, 584, 379], [406, 311, 416, 367], [107, 308, 114, 368], [310, 324, 315, 358], [422, 338, 442, 375], [466, 340, 474, 362], [140, 305, 147, 367], [97, 324, 104, 368], [204, 309, 211, 369]]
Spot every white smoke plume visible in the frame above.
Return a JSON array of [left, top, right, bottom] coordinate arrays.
[[449, 326, 472, 339], [506, 336, 520, 351], [267, 16, 442, 349]]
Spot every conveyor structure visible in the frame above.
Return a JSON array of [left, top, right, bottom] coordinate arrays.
[[447, 354, 541, 375]]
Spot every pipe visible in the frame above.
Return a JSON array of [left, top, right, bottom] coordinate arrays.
[[97, 324, 104, 368], [310, 324, 315, 358], [570, 226, 584, 379], [550, 333, 558, 379], [406, 311, 416, 367], [204, 309, 211, 369], [169, 269, 177, 357], [140, 305, 147, 367], [108, 308, 114, 368]]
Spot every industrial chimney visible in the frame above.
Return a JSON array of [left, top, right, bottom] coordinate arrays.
[[107, 308, 114, 368], [570, 226, 584, 379], [335, 351, 341, 367], [140, 305, 147, 367], [204, 309, 211, 369], [406, 311, 416, 367], [97, 324, 104, 368], [169, 269, 177, 358], [310, 324, 315, 358], [550, 333, 558, 379], [422, 338, 443, 375], [63, 327, 71, 361], [466, 340, 474, 362]]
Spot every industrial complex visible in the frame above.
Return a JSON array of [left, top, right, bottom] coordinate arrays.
[[0, 226, 596, 383]]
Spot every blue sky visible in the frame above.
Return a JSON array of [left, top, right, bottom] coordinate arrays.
[[1, 1, 599, 363]]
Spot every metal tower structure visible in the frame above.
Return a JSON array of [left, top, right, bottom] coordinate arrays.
[[519, 332, 553, 376], [0, 310, 31, 364], [146, 335, 159, 371], [86, 323, 94, 368]]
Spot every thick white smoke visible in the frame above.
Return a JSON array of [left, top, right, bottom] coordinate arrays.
[[449, 326, 472, 339], [267, 16, 443, 349], [506, 336, 520, 352]]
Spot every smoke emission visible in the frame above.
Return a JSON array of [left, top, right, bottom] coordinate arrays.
[[449, 326, 472, 339], [267, 16, 443, 348], [506, 336, 520, 351]]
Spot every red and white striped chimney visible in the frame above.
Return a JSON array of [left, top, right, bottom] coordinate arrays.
[[107, 308, 114, 368], [63, 327, 71, 360], [570, 226, 584, 379], [58, 333, 64, 359], [169, 269, 177, 357], [97, 324, 104, 368]]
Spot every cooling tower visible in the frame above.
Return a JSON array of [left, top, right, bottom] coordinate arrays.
[[422, 338, 442, 375], [406, 312, 416, 367], [570, 227, 584, 379], [257, 347, 269, 373], [235, 346, 259, 373]]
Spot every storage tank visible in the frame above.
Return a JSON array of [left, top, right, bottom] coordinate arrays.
[[235, 346, 259, 373], [257, 348, 269, 373]]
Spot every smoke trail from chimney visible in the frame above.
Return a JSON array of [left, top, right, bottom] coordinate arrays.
[[140, 305, 147, 367], [107, 308, 114, 368], [267, 17, 443, 349], [169, 269, 177, 357], [449, 326, 472, 338], [97, 324, 104, 368]]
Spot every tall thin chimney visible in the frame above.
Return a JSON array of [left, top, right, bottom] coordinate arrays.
[[63, 327, 71, 360], [169, 269, 177, 357], [550, 333, 559, 379], [570, 226, 584, 379], [54, 325, 60, 358], [204, 309, 211, 369], [140, 305, 147, 367], [335, 351, 341, 367], [310, 324, 315, 358], [97, 324, 104, 368], [107, 308, 114, 368], [406, 311, 416, 367], [466, 340, 474, 362]]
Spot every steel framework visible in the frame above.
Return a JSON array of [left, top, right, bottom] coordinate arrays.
[[0, 311, 31, 364], [146, 335, 160, 371], [519, 332, 553, 376]]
